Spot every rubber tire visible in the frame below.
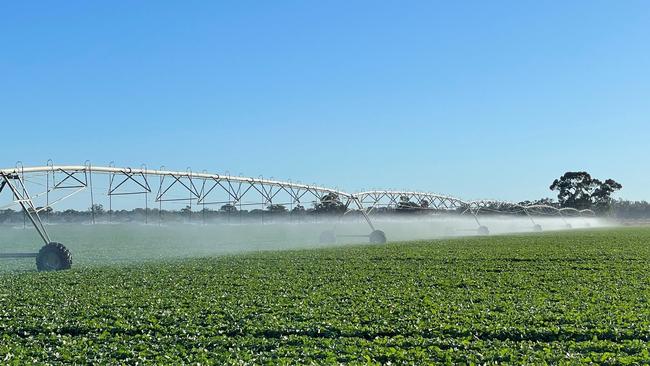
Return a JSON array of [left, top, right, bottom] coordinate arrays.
[[565, 223, 572, 229], [319, 230, 336, 244], [369, 230, 387, 244], [36, 242, 72, 271], [533, 224, 543, 232], [477, 226, 490, 236]]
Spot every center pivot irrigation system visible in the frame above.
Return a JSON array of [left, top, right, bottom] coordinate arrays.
[[0, 163, 595, 271]]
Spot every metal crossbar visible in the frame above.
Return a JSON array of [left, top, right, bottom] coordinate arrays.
[[0, 164, 597, 246]]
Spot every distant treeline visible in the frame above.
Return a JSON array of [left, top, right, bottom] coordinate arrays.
[[0, 203, 463, 225], [610, 200, 650, 219], [2, 198, 649, 225], [0, 171, 646, 224], [0, 192, 469, 225]]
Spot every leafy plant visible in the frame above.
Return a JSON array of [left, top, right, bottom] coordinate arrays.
[[1, 227, 650, 363]]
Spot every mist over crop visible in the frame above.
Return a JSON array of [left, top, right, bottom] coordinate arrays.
[[0, 215, 612, 271]]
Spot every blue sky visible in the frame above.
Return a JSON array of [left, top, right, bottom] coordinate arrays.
[[1, 1, 649, 201]]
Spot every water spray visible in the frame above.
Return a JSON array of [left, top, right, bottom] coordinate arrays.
[[0, 163, 598, 271]]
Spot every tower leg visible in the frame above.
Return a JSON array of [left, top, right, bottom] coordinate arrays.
[[1, 173, 51, 244]]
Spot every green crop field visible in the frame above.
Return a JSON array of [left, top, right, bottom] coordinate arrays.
[[2, 226, 650, 364]]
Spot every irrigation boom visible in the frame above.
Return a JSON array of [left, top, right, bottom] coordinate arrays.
[[0, 163, 595, 271]]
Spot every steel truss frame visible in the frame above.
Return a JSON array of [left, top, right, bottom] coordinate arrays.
[[355, 190, 467, 213], [0, 164, 597, 247]]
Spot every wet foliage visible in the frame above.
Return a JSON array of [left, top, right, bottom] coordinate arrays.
[[2, 227, 650, 364]]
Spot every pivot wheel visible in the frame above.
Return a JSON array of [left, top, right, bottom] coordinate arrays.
[[319, 230, 336, 244], [36, 242, 72, 271], [533, 224, 543, 232], [369, 230, 387, 244], [477, 226, 490, 236]]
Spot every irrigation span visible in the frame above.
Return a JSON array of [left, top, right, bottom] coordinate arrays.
[[1, 163, 595, 271]]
